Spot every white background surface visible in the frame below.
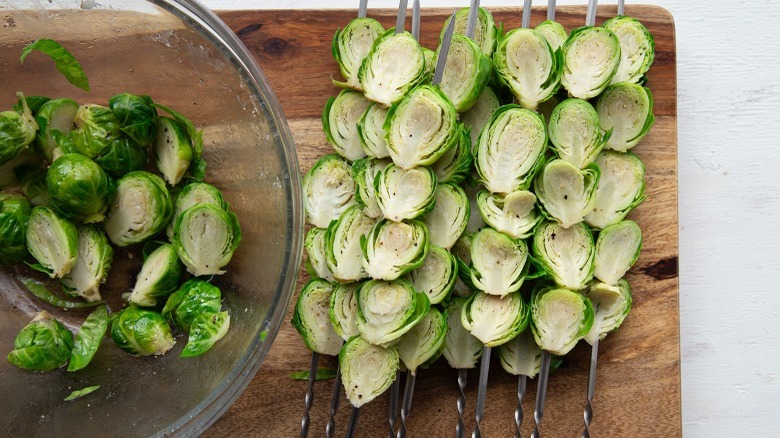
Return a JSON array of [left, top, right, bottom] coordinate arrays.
[[198, 1, 780, 436]]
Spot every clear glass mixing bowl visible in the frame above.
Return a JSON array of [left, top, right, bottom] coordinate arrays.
[[0, 0, 303, 436]]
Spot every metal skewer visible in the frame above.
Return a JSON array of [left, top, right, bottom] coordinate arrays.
[[472, 345, 491, 438], [388, 370, 401, 437], [618, 0, 625, 16], [586, 0, 598, 27], [582, 338, 599, 438], [432, 11, 457, 86], [397, 372, 417, 437], [301, 352, 320, 438], [396, 0, 408, 34], [465, 0, 479, 40], [547, 0, 556, 21], [358, 0, 368, 18], [326, 363, 343, 438], [530, 351, 551, 438], [514, 375, 528, 438], [456, 369, 468, 438], [522, 0, 532, 29], [411, 0, 420, 41], [347, 406, 361, 438]]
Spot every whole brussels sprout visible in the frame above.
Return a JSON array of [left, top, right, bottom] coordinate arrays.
[[7, 311, 73, 372], [93, 136, 147, 179], [162, 279, 222, 332], [0, 193, 32, 265], [70, 104, 122, 159], [111, 305, 175, 356], [46, 153, 111, 223], [0, 93, 38, 166], [108, 93, 158, 146]]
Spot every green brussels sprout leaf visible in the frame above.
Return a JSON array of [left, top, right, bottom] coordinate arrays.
[[20, 39, 90, 92], [67, 305, 109, 372]]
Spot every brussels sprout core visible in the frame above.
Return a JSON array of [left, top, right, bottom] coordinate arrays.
[[534, 159, 600, 228], [339, 336, 399, 408], [362, 219, 428, 281], [461, 291, 529, 347], [470, 228, 528, 297], [533, 222, 595, 291], [561, 27, 621, 99], [494, 28, 561, 111]]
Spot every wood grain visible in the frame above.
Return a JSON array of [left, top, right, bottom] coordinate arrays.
[[206, 6, 680, 437]]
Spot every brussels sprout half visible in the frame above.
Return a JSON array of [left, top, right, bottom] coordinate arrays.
[[356, 279, 430, 346], [535, 159, 600, 228], [70, 104, 122, 159], [304, 227, 336, 283], [0, 193, 31, 265], [585, 150, 646, 229], [154, 116, 193, 185], [325, 205, 376, 283], [594, 220, 642, 285], [461, 291, 529, 347], [531, 285, 594, 355], [535, 19, 568, 52], [330, 282, 361, 341], [362, 219, 428, 281], [443, 7, 498, 56], [351, 157, 390, 220], [162, 279, 222, 332], [470, 228, 529, 297], [111, 305, 175, 356], [339, 335, 399, 408], [33, 98, 78, 162], [431, 124, 472, 185], [476, 189, 542, 240], [423, 183, 469, 251], [303, 153, 357, 229], [167, 181, 227, 239], [181, 310, 230, 357], [451, 233, 476, 298], [26, 206, 78, 278], [357, 103, 390, 159], [360, 29, 427, 106], [0, 93, 38, 166], [497, 329, 543, 378], [583, 279, 632, 345], [533, 221, 595, 291], [442, 298, 483, 369], [397, 307, 447, 374], [323, 89, 372, 161], [292, 279, 343, 356], [375, 163, 437, 222], [68, 305, 109, 371], [104, 171, 173, 247], [435, 34, 492, 112], [461, 87, 501, 149], [173, 203, 241, 277], [406, 245, 458, 305], [109, 93, 158, 146], [332, 17, 385, 90], [561, 27, 621, 100], [596, 82, 655, 152], [7, 311, 73, 372], [47, 153, 111, 223], [61, 226, 113, 303], [548, 98, 609, 169], [15, 164, 49, 206], [127, 243, 182, 307], [603, 16, 655, 84]]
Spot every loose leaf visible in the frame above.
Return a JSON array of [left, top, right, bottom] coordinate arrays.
[[64, 385, 100, 401], [68, 305, 109, 372], [20, 39, 90, 92], [20, 277, 103, 309], [290, 368, 338, 381]]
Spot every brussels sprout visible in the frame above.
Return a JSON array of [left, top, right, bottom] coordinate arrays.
[[362, 219, 428, 281], [443, 7, 498, 56], [422, 183, 469, 250], [357, 103, 390, 159], [323, 89, 372, 161], [535, 19, 568, 52], [461, 87, 501, 148], [470, 228, 529, 297], [406, 245, 458, 305], [435, 34, 492, 112], [332, 18, 385, 90], [0, 95, 38, 166], [585, 150, 646, 229], [475, 105, 547, 194], [561, 27, 621, 100], [33, 98, 78, 162], [303, 154, 357, 229], [339, 335, 399, 408], [451, 233, 476, 298], [154, 116, 193, 185], [594, 220, 642, 285], [167, 181, 227, 239], [109, 93, 158, 146], [431, 124, 472, 185], [127, 243, 182, 307], [397, 307, 447, 374], [442, 298, 483, 369], [70, 104, 122, 159], [13, 95, 51, 114], [153, 103, 205, 180], [531, 285, 594, 355], [385, 85, 459, 170], [464, 178, 487, 234], [497, 329, 543, 378], [26, 206, 78, 278], [162, 279, 222, 332], [359, 29, 427, 106], [0, 193, 31, 265], [181, 310, 230, 357], [111, 305, 175, 356], [376, 163, 437, 222], [104, 171, 173, 247], [304, 227, 336, 283], [330, 282, 361, 341], [173, 203, 241, 277], [92, 136, 147, 179], [68, 305, 109, 372], [476, 189, 542, 240], [548, 98, 609, 169], [292, 279, 343, 356], [61, 226, 113, 302], [422, 47, 436, 80], [583, 279, 632, 345], [1, 149, 40, 190], [325, 205, 375, 283], [461, 291, 529, 347], [7, 311, 73, 372], [20, 276, 102, 309], [603, 16, 655, 84], [20, 39, 90, 92], [14, 165, 49, 206], [46, 153, 110, 223], [596, 82, 655, 152], [356, 279, 430, 346], [351, 157, 390, 220], [534, 159, 600, 228], [533, 221, 595, 291], [494, 28, 562, 111]]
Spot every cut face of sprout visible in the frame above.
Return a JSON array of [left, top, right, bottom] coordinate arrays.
[[561, 27, 621, 99], [26, 206, 78, 278], [330, 282, 361, 341], [155, 116, 193, 186], [292, 279, 343, 356], [494, 28, 561, 111], [357, 103, 390, 159], [461, 291, 529, 347], [585, 150, 646, 229], [602, 16, 655, 84], [436, 34, 492, 112], [406, 245, 458, 305], [497, 329, 543, 378], [476, 189, 542, 240], [444, 7, 498, 56], [431, 124, 472, 185], [104, 171, 173, 247], [534, 159, 600, 228], [461, 87, 501, 148], [535, 20, 568, 53], [333, 18, 386, 90], [397, 307, 447, 374], [423, 183, 469, 251], [531, 286, 594, 355], [596, 82, 655, 152], [355, 279, 430, 346], [594, 220, 642, 285], [442, 298, 483, 369], [303, 154, 357, 229], [362, 219, 428, 281], [168, 182, 227, 240], [127, 243, 181, 307], [34, 98, 78, 162], [583, 279, 632, 345], [62, 226, 113, 303], [360, 30, 427, 106], [548, 98, 609, 169], [339, 336, 399, 408], [323, 89, 373, 161], [325, 205, 376, 283], [470, 228, 528, 297], [532, 221, 595, 291], [352, 157, 391, 220], [173, 204, 241, 277], [305, 227, 336, 282], [376, 164, 437, 222]]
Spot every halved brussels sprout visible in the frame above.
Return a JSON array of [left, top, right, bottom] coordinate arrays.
[[33, 98, 78, 162], [332, 18, 385, 90], [531, 285, 594, 355], [104, 171, 173, 247], [15, 164, 49, 206], [376, 163, 437, 222], [596, 82, 655, 152], [7, 311, 73, 372], [385, 85, 459, 170], [494, 28, 562, 111], [68, 305, 109, 371], [292, 279, 343, 356], [360, 29, 427, 106], [464, 178, 487, 234], [583, 279, 632, 345], [13, 95, 51, 114], [162, 279, 222, 331], [356, 279, 430, 346], [476, 189, 542, 240], [0, 193, 31, 265], [431, 124, 472, 185], [406, 245, 458, 305], [561, 27, 621, 99], [533, 221, 595, 291], [325, 205, 376, 283], [470, 228, 528, 297], [181, 310, 230, 357], [323, 89, 372, 161], [357, 103, 390, 159], [339, 335, 399, 408], [475, 105, 547, 194], [305, 227, 336, 283], [497, 329, 542, 377], [423, 183, 469, 251], [585, 150, 646, 229], [442, 298, 483, 369], [362, 219, 428, 281], [109, 93, 158, 146], [535, 19, 568, 52], [435, 34, 492, 112], [127, 243, 182, 307], [173, 203, 241, 276], [548, 98, 609, 169], [351, 157, 390, 220], [70, 104, 122, 159], [461, 87, 501, 148], [303, 154, 357, 229], [111, 305, 175, 356], [603, 16, 655, 84], [397, 307, 447, 374], [154, 116, 193, 185], [535, 159, 600, 228], [94, 136, 147, 179], [443, 7, 498, 56], [330, 282, 361, 341], [0, 94, 38, 166], [61, 226, 113, 302], [594, 220, 642, 285], [461, 291, 529, 347], [26, 206, 78, 278], [153, 103, 205, 180], [167, 181, 227, 239], [47, 153, 110, 223], [451, 233, 476, 298]]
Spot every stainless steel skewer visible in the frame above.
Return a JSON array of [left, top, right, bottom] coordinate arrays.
[[465, 0, 480, 40], [432, 11, 457, 86], [411, 0, 421, 41], [618, 0, 625, 16], [531, 351, 551, 438], [586, 0, 598, 27], [514, 375, 528, 438], [396, 0, 409, 34], [472, 345, 491, 438], [456, 369, 468, 438], [547, 0, 556, 21], [388, 370, 401, 437], [582, 338, 599, 438], [326, 363, 343, 438], [301, 352, 320, 438], [358, 0, 368, 18], [347, 406, 361, 438], [397, 372, 417, 437], [522, 0, 532, 29]]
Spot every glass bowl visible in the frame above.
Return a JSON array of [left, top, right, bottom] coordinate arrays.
[[0, 0, 302, 436]]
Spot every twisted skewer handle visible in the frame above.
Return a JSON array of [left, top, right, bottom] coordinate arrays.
[[347, 407, 361, 438], [531, 351, 551, 438], [582, 339, 599, 438], [514, 375, 527, 438], [472, 346, 492, 438], [389, 371, 400, 437], [326, 363, 342, 438], [456, 369, 468, 438], [301, 352, 320, 438]]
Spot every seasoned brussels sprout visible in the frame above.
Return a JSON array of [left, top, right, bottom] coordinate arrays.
[[323, 89, 372, 161], [376, 164, 437, 222], [461, 291, 529, 347], [339, 335, 399, 408], [435, 34, 491, 112], [14, 165, 49, 206], [360, 29, 427, 106], [561, 27, 621, 99], [475, 105, 547, 194], [93, 136, 147, 179], [0, 93, 38, 166], [167, 181, 227, 239], [162, 279, 222, 331], [173, 203, 241, 276], [423, 183, 469, 250], [406, 245, 458, 305], [332, 18, 385, 90], [26, 206, 78, 278], [292, 279, 343, 356], [70, 104, 122, 159], [531, 285, 594, 355], [362, 219, 428, 281], [497, 329, 543, 378], [154, 116, 193, 185], [127, 243, 182, 307], [603, 16, 655, 84], [68, 305, 109, 371], [431, 124, 472, 185], [535, 159, 600, 228], [356, 279, 430, 346], [548, 98, 609, 169], [108, 93, 158, 146], [470, 228, 529, 297], [583, 279, 632, 345], [357, 103, 390, 159], [476, 189, 542, 240], [104, 171, 173, 247], [0, 193, 31, 265], [46, 153, 110, 223], [181, 310, 230, 357], [596, 82, 655, 152], [442, 298, 483, 369], [443, 7, 498, 56], [351, 157, 390, 220], [111, 305, 175, 356], [7, 311, 73, 372], [585, 150, 646, 229], [330, 282, 361, 341], [397, 307, 447, 374], [61, 226, 113, 302], [533, 221, 595, 290], [303, 154, 357, 229], [153, 103, 205, 180], [33, 98, 78, 162], [304, 227, 336, 282], [461, 87, 501, 148], [325, 205, 375, 283], [535, 19, 568, 52], [594, 220, 642, 285]]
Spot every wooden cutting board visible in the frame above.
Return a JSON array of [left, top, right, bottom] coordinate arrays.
[[207, 6, 680, 437]]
